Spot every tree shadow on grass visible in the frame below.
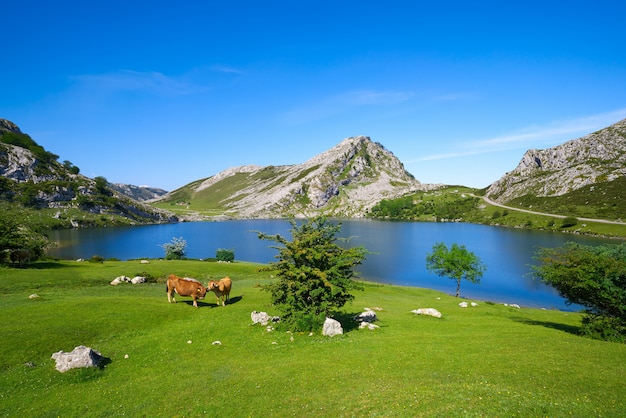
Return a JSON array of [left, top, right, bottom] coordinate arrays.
[[333, 311, 364, 333], [510, 316, 580, 336]]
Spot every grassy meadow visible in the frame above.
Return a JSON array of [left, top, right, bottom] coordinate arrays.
[[1, 259, 625, 417]]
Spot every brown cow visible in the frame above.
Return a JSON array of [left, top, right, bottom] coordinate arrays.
[[166, 274, 208, 308], [207, 277, 232, 306]]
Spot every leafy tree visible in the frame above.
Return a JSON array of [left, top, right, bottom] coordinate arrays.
[[532, 242, 626, 342], [257, 217, 368, 331], [0, 208, 47, 264], [426, 242, 486, 297], [161, 237, 187, 260], [216, 248, 235, 262]]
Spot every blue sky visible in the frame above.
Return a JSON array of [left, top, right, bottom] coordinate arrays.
[[2, 1, 626, 190]]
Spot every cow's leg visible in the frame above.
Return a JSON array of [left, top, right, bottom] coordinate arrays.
[[192, 297, 198, 308]]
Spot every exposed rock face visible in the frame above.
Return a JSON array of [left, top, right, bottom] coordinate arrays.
[[0, 118, 177, 224], [486, 118, 626, 203], [162, 136, 440, 218], [110, 183, 168, 202]]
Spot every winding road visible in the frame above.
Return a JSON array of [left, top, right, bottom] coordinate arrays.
[[479, 195, 625, 226]]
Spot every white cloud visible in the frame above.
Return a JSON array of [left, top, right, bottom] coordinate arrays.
[[280, 89, 413, 125], [413, 108, 626, 162], [71, 70, 209, 96]]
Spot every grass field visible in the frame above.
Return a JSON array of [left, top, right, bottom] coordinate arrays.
[[1, 259, 625, 417]]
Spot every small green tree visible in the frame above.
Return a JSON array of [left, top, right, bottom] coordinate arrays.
[[216, 248, 235, 262], [161, 237, 186, 260], [532, 242, 626, 342], [257, 217, 368, 331], [426, 242, 486, 297]]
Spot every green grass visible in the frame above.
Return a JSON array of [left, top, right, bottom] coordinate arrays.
[[1, 259, 625, 416]]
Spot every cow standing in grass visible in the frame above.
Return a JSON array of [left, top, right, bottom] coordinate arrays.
[[208, 277, 232, 306], [166, 274, 207, 308]]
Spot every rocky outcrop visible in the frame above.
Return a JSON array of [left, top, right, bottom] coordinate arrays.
[[486, 118, 626, 203], [161, 136, 440, 218], [110, 183, 168, 202], [0, 118, 177, 225]]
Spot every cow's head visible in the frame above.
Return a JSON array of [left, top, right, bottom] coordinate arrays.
[[207, 280, 218, 291], [197, 286, 207, 299]]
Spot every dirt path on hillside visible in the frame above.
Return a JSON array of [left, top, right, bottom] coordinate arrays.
[[479, 195, 625, 225]]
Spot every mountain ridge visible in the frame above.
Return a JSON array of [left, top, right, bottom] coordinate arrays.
[[486, 118, 626, 203], [156, 136, 441, 218]]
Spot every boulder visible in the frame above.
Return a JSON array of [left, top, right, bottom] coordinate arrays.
[[110, 276, 131, 285], [411, 308, 442, 318], [322, 317, 343, 337], [51, 345, 105, 373], [131, 276, 146, 284], [251, 311, 280, 326], [459, 302, 468, 308], [354, 309, 377, 323]]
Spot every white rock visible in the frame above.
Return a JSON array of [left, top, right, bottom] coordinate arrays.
[[459, 302, 468, 308], [322, 317, 343, 337], [51, 346, 104, 373], [411, 308, 442, 318]]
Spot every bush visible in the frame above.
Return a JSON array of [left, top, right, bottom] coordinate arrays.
[[257, 217, 367, 331], [532, 242, 626, 342], [161, 237, 186, 260], [89, 255, 105, 263], [216, 248, 235, 262], [561, 216, 578, 228]]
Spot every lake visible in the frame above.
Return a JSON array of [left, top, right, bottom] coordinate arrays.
[[46, 219, 615, 311]]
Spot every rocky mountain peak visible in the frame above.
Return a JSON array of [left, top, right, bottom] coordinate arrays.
[[486, 118, 626, 202], [0, 119, 22, 135], [163, 135, 437, 218]]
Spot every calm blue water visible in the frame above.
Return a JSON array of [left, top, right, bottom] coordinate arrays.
[[46, 220, 614, 311]]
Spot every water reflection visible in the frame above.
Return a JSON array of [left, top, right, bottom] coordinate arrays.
[[47, 220, 613, 311]]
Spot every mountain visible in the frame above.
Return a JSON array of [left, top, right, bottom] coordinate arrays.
[[156, 136, 439, 218], [0, 118, 177, 227], [486, 118, 626, 204], [109, 183, 168, 202]]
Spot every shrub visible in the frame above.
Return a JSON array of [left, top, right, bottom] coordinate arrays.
[[257, 217, 367, 331], [161, 237, 186, 260], [561, 216, 578, 228], [89, 255, 105, 263], [216, 248, 235, 262], [532, 242, 626, 342]]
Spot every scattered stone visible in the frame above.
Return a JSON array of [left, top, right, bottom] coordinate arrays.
[[354, 309, 378, 323], [251, 311, 280, 326], [131, 276, 146, 284], [411, 308, 442, 318], [51, 346, 105, 373], [28, 294, 39, 299], [212, 341, 222, 346], [140, 259, 150, 264], [124, 354, 129, 359], [471, 302, 479, 307], [504, 303, 521, 309], [76, 258, 84, 262], [24, 362, 36, 368], [459, 302, 468, 308], [110, 276, 131, 286], [359, 322, 380, 330], [187, 340, 192, 344], [322, 317, 343, 337]]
